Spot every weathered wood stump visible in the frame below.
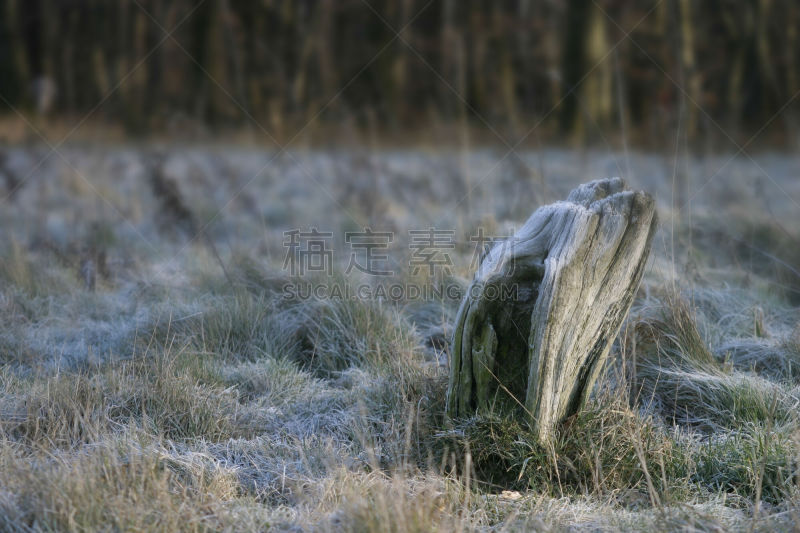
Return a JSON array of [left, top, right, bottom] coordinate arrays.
[[446, 178, 657, 444]]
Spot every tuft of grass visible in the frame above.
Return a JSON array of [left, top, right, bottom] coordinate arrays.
[[115, 352, 241, 441], [439, 394, 798, 508], [0, 241, 76, 298], [631, 296, 798, 430], [320, 471, 461, 533], [294, 297, 422, 377], [0, 347, 242, 447], [0, 327, 39, 368], [440, 394, 689, 501], [0, 440, 269, 532], [690, 217, 800, 304], [692, 424, 797, 505], [346, 366, 448, 471], [221, 356, 323, 404], [0, 369, 112, 448], [150, 291, 301, 362], [718, 338, 800, 383], [226, 254, 293, 295]]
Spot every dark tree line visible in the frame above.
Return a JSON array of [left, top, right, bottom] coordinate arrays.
[[0, 0, 798, 144]]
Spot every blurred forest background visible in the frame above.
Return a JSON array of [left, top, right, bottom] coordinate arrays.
[[1, 0, 799, 147]]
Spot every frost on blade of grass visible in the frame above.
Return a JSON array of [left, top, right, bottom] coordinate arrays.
[[305, 468, 758, 532], [403, 299, 459, 358], [2, 147, 800, 531], [293, 296, 423, 377], [342, 366, 448, 470], [221, 356, 324, 404], [0, 240, 77, 298], [0, 439, 276, 533], [716, 336, 800, 383], [688, 215, 800, 305], [437, 390, 798, 508], [692, 424, 797, 505], [0, 256, 149, 370], [0, 346, 243, 447], [631, 296, 798, 430], [150, 291, 302, 363], [319, 470, 461, 533], [438, 390, 690, 500], [688, 285, 798, 344]]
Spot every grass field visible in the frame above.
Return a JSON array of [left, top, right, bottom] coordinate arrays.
[[1, 145, 799, 531]]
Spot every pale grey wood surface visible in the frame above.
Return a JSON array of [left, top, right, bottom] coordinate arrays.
[[446, 178, 657, 444]]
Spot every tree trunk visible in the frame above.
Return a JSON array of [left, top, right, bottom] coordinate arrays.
[[446, 178, 657, 444]]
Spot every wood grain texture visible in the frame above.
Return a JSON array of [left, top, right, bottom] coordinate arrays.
[[446, 178, 657, 444]]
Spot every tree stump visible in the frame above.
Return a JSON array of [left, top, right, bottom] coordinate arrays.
[[446, 178, 657, 444]]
